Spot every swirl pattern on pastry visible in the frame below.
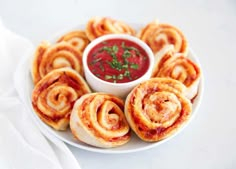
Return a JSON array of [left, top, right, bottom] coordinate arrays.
[[138, 21, 188, 55], [31, 41, 83, 85], [57, 30, 90, 53], [70, 93, 131, 148], [86, 17, 135, 41], [125, 78, 192, 142], [32, 68, 91, 130], [152, 49, 201, 100]]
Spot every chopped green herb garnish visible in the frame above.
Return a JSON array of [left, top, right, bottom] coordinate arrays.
[[122, 50, 131, 58], [122, 42, 139, 51], [99, 63, 105, 72], [110, 52, 117, 59], [130, 63, 139, 70], [117, 74, 124, 80], [121, 42, 141, 57], [112, 75, 116, 79], [124, 70, 130, 77], [105, 75, 113, 80], [105, 74, 122, 81], [121, 42, 125, 48], [101, 46, 112, 53], [122, 64, 128, 69], [90, 57, 102, 65], [106, 61, 114, 68], [101, 45, 118, 54], [107, 59, 122, 71], [112, 45, 118, 53]]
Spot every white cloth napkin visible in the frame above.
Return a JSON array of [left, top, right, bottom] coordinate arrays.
[[0, 19, 81, 169]]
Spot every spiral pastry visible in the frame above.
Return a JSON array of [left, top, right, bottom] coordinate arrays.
[[125, 78, 192, 142], [32, 68, 91, 130], [138, 20, 188, 55], [152, 49, 201, 100], [57, 30, 90, 53], [70, 93, 131, 148], [86, 16, 135, 41], [31, 41, 83, 85]]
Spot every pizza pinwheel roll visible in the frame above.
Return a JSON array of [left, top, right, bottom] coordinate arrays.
[[70, 93, 131, 148], [86, 16, 135, 41], [32, 68, 91, 130], [138, 21, 188, 55], [31, 41, 83, 85], [57, 30, 90, 53], [152, 49, 201, 100], [125, 78, 192, 142]]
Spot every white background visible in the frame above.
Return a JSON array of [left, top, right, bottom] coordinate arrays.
[[0, 0, 236, 168]]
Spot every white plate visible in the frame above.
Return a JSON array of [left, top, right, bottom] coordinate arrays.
[[14, 23, 204, 154]]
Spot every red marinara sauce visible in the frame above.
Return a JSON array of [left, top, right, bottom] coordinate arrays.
[[87, 39, 150, 83]]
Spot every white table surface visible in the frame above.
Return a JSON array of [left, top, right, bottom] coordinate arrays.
[[1, 0, 236, 168]]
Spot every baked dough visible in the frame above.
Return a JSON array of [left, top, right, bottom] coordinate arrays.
[[57, 30, 90, 53], [138, 20, 188, 56], [125, 78, 192, 142], [152, 48, 201, 100], [86, 16, 135, 41], [70, 93, 131, 148], [31, 41, 83, 85], [32, 68, 91, 130]]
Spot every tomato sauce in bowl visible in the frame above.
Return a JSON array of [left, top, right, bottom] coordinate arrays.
[[83, 34, 154, 98], [87, 39, 150, 83]]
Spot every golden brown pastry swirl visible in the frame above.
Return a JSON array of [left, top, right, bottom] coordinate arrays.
[[125, 78, 192, 142], [86, 16, 135, 41], [152, 48, 201, 100], [57, 30, 90, 53], [138, 21, 188, 55], [31, 41, 83, 85], [32, 68, 91, 130], [70, 93, 131, 148]]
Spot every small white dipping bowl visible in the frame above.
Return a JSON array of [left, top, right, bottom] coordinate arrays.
[[82, 34, 154, 98]]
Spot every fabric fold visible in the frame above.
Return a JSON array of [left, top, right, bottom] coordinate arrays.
[[0, 19, 81, 169]]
